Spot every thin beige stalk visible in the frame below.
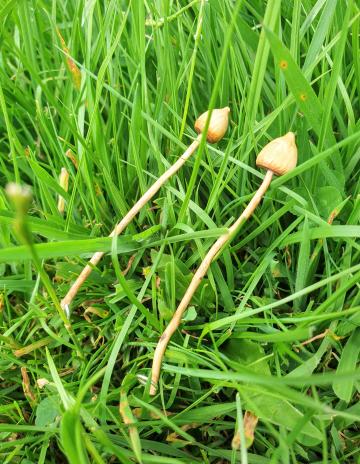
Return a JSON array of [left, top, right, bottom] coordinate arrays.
[[150, 169, 274, 395], [60, 136, 201, 313]]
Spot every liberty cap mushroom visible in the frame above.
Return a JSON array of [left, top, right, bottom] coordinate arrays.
[[60, 107, 230, 314], [256, 132, 297, 176], [194, 107, 231, 143], [150, 132, 298, 395]]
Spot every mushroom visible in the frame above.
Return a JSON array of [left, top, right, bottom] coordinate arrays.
[[60, 107, 230, 314], [150, 132, 298, 395]]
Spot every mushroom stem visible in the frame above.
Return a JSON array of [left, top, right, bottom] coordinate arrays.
[[150, 169, 274, 395], [60, 136, 201, 313]]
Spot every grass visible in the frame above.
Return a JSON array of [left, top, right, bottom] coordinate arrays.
[[0, 0, 360, 462]]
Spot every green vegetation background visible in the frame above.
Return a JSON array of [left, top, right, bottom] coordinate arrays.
[[0, 0, 359, 463]]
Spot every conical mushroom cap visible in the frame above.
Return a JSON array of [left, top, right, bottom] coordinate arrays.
[[256, 132, 297, 176], [194, 107, 230, 143]]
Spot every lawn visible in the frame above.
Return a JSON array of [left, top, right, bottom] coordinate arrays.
[[0, 0, 360, 463]]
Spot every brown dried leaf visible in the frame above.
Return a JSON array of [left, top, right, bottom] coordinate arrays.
[[232, 411, 258, 449], [21, 367, 36, 406], [56, 29, 81, 90]]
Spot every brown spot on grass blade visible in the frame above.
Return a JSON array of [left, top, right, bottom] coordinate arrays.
[[56, 28, 81, 91], [21, 367, 37, 407], [232, 411, 258, 449], [280, 59, 288, 69], [65, 149, 78, 169]]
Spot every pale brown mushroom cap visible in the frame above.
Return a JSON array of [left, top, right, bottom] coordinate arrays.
[[194, 107, 230, 143], [256, 132, 298, 176]]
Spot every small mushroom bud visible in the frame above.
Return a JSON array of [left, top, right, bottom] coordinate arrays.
[[194, 107, 230, 143], [256, 132, 297, 175]]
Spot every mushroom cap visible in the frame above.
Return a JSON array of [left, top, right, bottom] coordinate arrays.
[[194, 107, 230, 143], [256, 132, 298, 176]]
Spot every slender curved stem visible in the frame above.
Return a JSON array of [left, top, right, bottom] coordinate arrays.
[[150, 169, 274, 395], [61, 136, 201, 313]]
